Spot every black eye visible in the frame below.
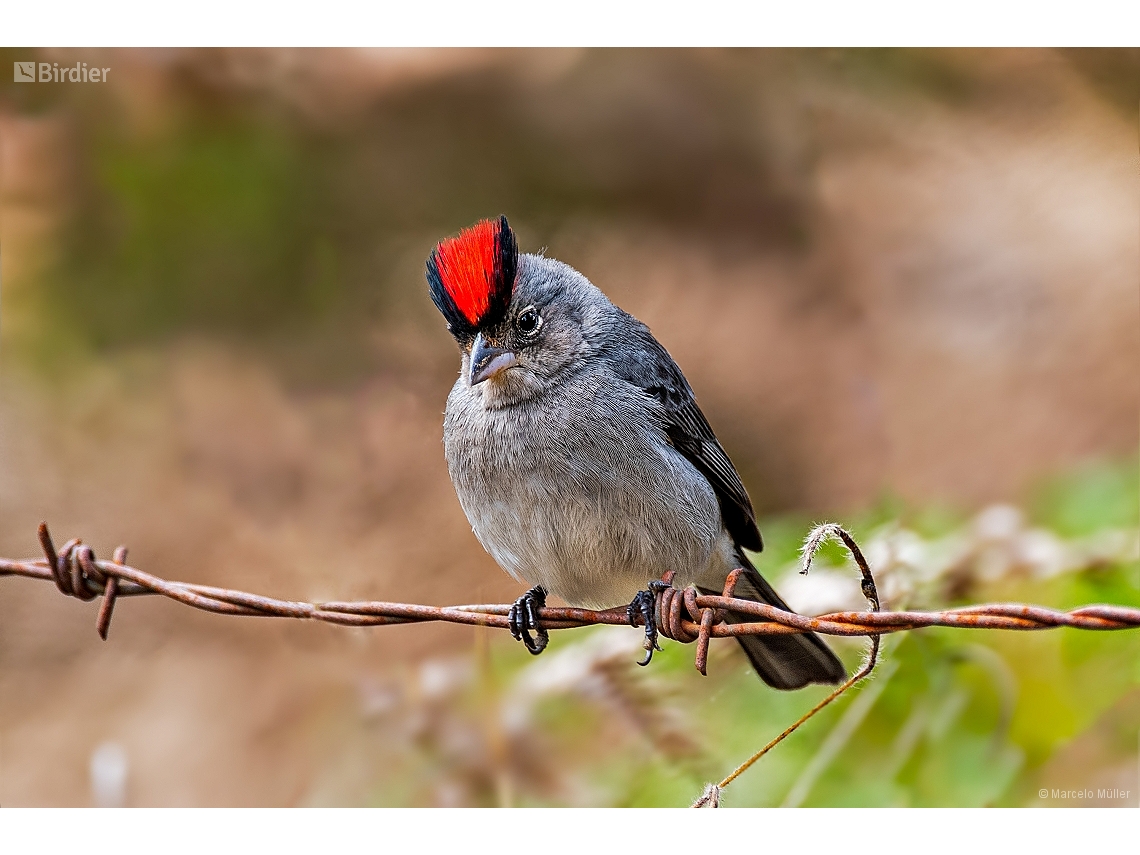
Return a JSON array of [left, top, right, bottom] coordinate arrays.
[[516, 306, 542, 336]]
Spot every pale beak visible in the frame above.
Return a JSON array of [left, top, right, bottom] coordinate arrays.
[[470, 332, 518, 386]]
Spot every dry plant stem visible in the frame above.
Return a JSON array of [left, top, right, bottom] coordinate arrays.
[[700, 524, 883, 805], [711, 637, 881, 794], [96, 545, 127, 641]]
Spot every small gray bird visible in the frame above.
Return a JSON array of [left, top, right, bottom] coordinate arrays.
[[427, 216, 844, 689]]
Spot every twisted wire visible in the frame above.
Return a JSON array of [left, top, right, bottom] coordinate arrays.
[[3, 523, 1135, 654]]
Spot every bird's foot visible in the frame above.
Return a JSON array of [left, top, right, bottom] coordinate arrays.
[[627, 581, 671, 666], [508, 585, 549, 655]]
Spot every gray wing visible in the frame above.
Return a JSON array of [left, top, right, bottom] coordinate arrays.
[[604, 320, 763, 553], [601, 315, 846, 689]]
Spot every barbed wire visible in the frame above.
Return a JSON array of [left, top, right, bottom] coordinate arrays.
[[5, 523, 1136, 647], [4, 521, 1138, 807]]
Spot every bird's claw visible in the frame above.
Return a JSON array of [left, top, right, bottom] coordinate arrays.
[[508, 585, 549, 655], [627, 581, 669, 666]]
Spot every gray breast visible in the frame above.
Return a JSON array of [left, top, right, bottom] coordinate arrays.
[[444, 369, 725, 609]]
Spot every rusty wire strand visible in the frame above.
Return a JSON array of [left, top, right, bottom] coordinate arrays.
[[4, 521, 1140, 807], [5, 524, 1136, 642]]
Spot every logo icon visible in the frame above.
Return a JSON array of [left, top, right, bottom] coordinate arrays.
[[14, 62, 36, 83]]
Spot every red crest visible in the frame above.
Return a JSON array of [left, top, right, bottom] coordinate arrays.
[[427, 216, 517, 338]]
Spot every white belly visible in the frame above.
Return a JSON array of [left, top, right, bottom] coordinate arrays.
[[444, 375, 732, 609]]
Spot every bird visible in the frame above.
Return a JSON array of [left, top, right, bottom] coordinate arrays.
[[426, 215, 845, 689]]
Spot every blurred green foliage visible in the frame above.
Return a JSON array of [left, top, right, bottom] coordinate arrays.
[[1030, 458, 1140, 537], [66, 120, 337, 344]]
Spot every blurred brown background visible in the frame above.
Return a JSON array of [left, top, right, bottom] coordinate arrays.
[[1, 48, 1137, 806]]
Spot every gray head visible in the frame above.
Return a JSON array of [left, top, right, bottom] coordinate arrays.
[[427, 216, 618, 407]]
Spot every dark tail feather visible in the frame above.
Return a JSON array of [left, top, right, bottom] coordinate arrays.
[[703, 556, 846, 690]]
